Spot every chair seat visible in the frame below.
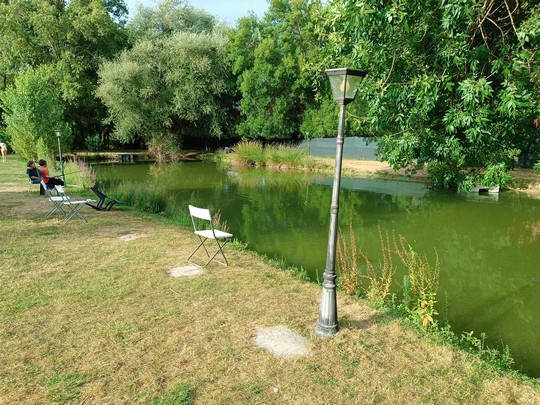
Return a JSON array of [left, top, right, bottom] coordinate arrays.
[[195, 229, 233, 239]]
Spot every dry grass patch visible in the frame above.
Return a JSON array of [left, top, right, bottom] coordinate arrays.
[[1, 156, 539, 403]]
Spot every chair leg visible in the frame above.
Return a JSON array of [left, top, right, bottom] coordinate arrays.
[[62, 204, 87, 222], [188, 237, 229, 267], [187, 237, 207, 263], [203, 240, 229, 267], [45, 203, 67, 219]]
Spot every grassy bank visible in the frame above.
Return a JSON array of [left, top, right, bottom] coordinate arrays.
[[1, 155, 540, 403]]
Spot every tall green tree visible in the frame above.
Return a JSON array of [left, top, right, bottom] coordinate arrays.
[[229, 0, 323, 139], [97, 1, 232, 161], [0, 0, 128, 147], [316, 0, 540, 189], [1, 67, 70, 160]]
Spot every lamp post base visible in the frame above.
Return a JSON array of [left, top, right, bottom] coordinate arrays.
[[315, 280, 339, 337], [315, 322, 339, 337]]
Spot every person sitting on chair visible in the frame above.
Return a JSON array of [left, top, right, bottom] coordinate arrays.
[[38, 159, 64, 191], [26, 160, 41, 184]]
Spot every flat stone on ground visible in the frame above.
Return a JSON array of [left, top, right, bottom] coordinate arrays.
[[118, 233, 144, 241], [253, 326, 309, 359], [169, 265, 204, 277]]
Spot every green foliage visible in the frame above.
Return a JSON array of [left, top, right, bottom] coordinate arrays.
[[228, 0, 323, 139], [482, 162, 512, 189], [454, 330, 515, 371], [264, 144, 311, 167], [534, 161, 540, 174], [84, 135, 104, 152], [116, 181, 168, 214], [129, 0, 218, 39], [231, 140, 312, 168], [395, 236, 440, 328], [97, 2, 231, 161], [0, 0, 128, 145], [318, 0, 540, 188], [0, 67, 70, 160]]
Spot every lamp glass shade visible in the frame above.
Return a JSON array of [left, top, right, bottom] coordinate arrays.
[[325, 68, 367, 102], [55, 130, 61, 138]]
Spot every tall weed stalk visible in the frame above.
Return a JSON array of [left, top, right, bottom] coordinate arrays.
[[358, 225, 394, 304], [394, 235, 440, 327], [336, 224, 394, 302], [336, 223, 360, 295]]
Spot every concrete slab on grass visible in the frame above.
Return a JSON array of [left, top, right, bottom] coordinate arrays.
[[118, 233, 144, 241], [253, 326, 309, 359], [169, 265, 204, 277]]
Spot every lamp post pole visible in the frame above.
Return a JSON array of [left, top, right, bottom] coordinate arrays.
[[55, 130, 65, 184], [315, 101, 348, 336], [315, 68, 366, 337]]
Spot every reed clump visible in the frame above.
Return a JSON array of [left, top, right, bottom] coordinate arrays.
[[63, 158, 96, 189], [116, 181, 169, 215], [230, 140, 313, 168], [231, 140, 265, 166]]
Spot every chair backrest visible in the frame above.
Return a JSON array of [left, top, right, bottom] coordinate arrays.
[[188, 205, 212, 221], [188, 205, 216, 234], [40, 180, 50, 194], [54, 185, 71, 201], [90, 186, 106, 201]]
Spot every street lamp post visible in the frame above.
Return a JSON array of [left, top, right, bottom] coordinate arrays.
[[55, 129, 65, 184], [315, 68, 367, 337]]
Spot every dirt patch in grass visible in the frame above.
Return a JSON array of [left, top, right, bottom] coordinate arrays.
[[1, 156, 539, 403]]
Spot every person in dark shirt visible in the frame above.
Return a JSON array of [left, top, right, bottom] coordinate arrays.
[[26, 160, 41, 184]]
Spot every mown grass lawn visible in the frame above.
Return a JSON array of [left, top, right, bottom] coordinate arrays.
[[1, 156, 539, 403]]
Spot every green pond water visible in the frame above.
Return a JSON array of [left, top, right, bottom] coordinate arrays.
[[94, 160, 540, 377]]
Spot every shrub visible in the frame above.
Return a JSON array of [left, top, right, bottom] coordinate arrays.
[[84, 135, 104, 152], [482, 162, 511, 188]]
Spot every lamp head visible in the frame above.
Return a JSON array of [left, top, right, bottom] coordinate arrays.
[[55, 129, 61, 138], [325, 68, 367, 104]]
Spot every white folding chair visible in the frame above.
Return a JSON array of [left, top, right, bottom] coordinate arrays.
[[54, 185, 95, 222], [187, 205, 233, 267], [42, 181, 67, 219]]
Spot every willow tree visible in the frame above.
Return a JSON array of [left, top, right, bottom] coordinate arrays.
[[316, 0, 540, 189], [97, 0, 232, 161]]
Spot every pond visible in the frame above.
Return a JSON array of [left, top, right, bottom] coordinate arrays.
[[94, 160, 540, 377]]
